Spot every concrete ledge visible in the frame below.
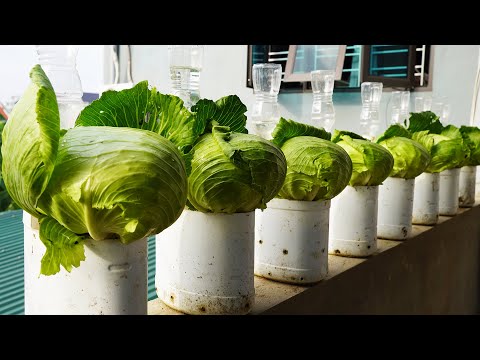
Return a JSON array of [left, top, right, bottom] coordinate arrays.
[[148, 206, 480, 315]]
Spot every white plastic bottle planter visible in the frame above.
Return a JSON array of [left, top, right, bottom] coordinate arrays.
[[459, 166, 476, 207], [377, 177, 415, 240], [254, 198, 330, 284], [439, 168, 461, 216], [412, 172, 440, 225], [23, 212, 148, 315], [156, 210, 255, 315], [329, 185, 378, 257]]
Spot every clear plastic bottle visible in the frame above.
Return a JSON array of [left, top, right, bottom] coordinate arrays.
[[310, 70, 335, 131], [35, 45, 86, 130], [432, 96, 450, 123], [359, 82, 383, 140], [168, 45, 204, 109], [388, 90, 410, 126], [249, 63, 282, 139], [414, 95, 432, 112]]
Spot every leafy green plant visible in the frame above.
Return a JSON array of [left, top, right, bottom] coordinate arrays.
[[2, 66, 188, 275], [407, 112, 467, 173], [459, 126, 480, 166], [376, 124, 431, 179], [332, 130, 394, 186], [271, 118, 352, 201]]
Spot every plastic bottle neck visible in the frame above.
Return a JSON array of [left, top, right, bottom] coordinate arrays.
[[170, 66, 201, 109]]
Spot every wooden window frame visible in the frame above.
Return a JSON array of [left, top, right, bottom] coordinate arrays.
[[283, 45, 347, 82], [361, 45, 417, 88]]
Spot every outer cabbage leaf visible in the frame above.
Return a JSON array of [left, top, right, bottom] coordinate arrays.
[[407, 111, 443, 133], [192, 95, 248, 134], [75, 82, 203, 155], [331, 129, 367, 143], [0, 119, 19, 211], [272, 117, 331, 148], [376, 124, 412, 143], [1, 65, 59, 216], [39, 217, 86, 276]]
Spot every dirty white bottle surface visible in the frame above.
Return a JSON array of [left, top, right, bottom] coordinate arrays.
[[23, 212, 148, 315], [329, 185, 378, 257], [377, 177, 415, 240], [255, 198, 330, 284], [412, 172, 440, 225], [439, 168, 460, 216], [156, 210, 255, 315], [459, 165, 476, 207]]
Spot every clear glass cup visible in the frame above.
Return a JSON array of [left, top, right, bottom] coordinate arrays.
[[389, 90, 410, 126], [168, 45, 204, 109], [249, 63, 282, 139], [359, 82, 383, 140], [311, 70, 335, 131]]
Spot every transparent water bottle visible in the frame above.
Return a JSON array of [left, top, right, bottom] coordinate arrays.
[[414, 95, 432, 112], [249, 63, 282, 139], [388, 90, 410, 126], [35, 45, 86, 130], [310, 70, 335, 131], [431, 96, 450, 123], [359, 82, 383, 140], [168, 45, 204, 109]]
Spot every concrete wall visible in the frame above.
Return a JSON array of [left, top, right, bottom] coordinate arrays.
[[263, 206, 480, 315]]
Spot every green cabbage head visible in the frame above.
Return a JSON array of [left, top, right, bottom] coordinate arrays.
[[271, 118, 352, 201], [376, 124, 431, 179], [332, 130, 394, 186], [407, 112, 467, 172], [187, 125, 286, 212], [1, 65, 188, 275], [460, 126, 480, 166]]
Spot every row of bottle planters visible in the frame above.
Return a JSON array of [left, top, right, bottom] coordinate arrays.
[[23, 166, 476, 315]]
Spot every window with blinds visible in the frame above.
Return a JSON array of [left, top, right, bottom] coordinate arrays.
[[246, 45, 431, 91]]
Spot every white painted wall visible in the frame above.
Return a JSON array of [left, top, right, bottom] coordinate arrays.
[[0, 45, 106, 104], [430, 45, 479, 125], [4, 45, 473, 132], [127, 45, 480, 134]]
